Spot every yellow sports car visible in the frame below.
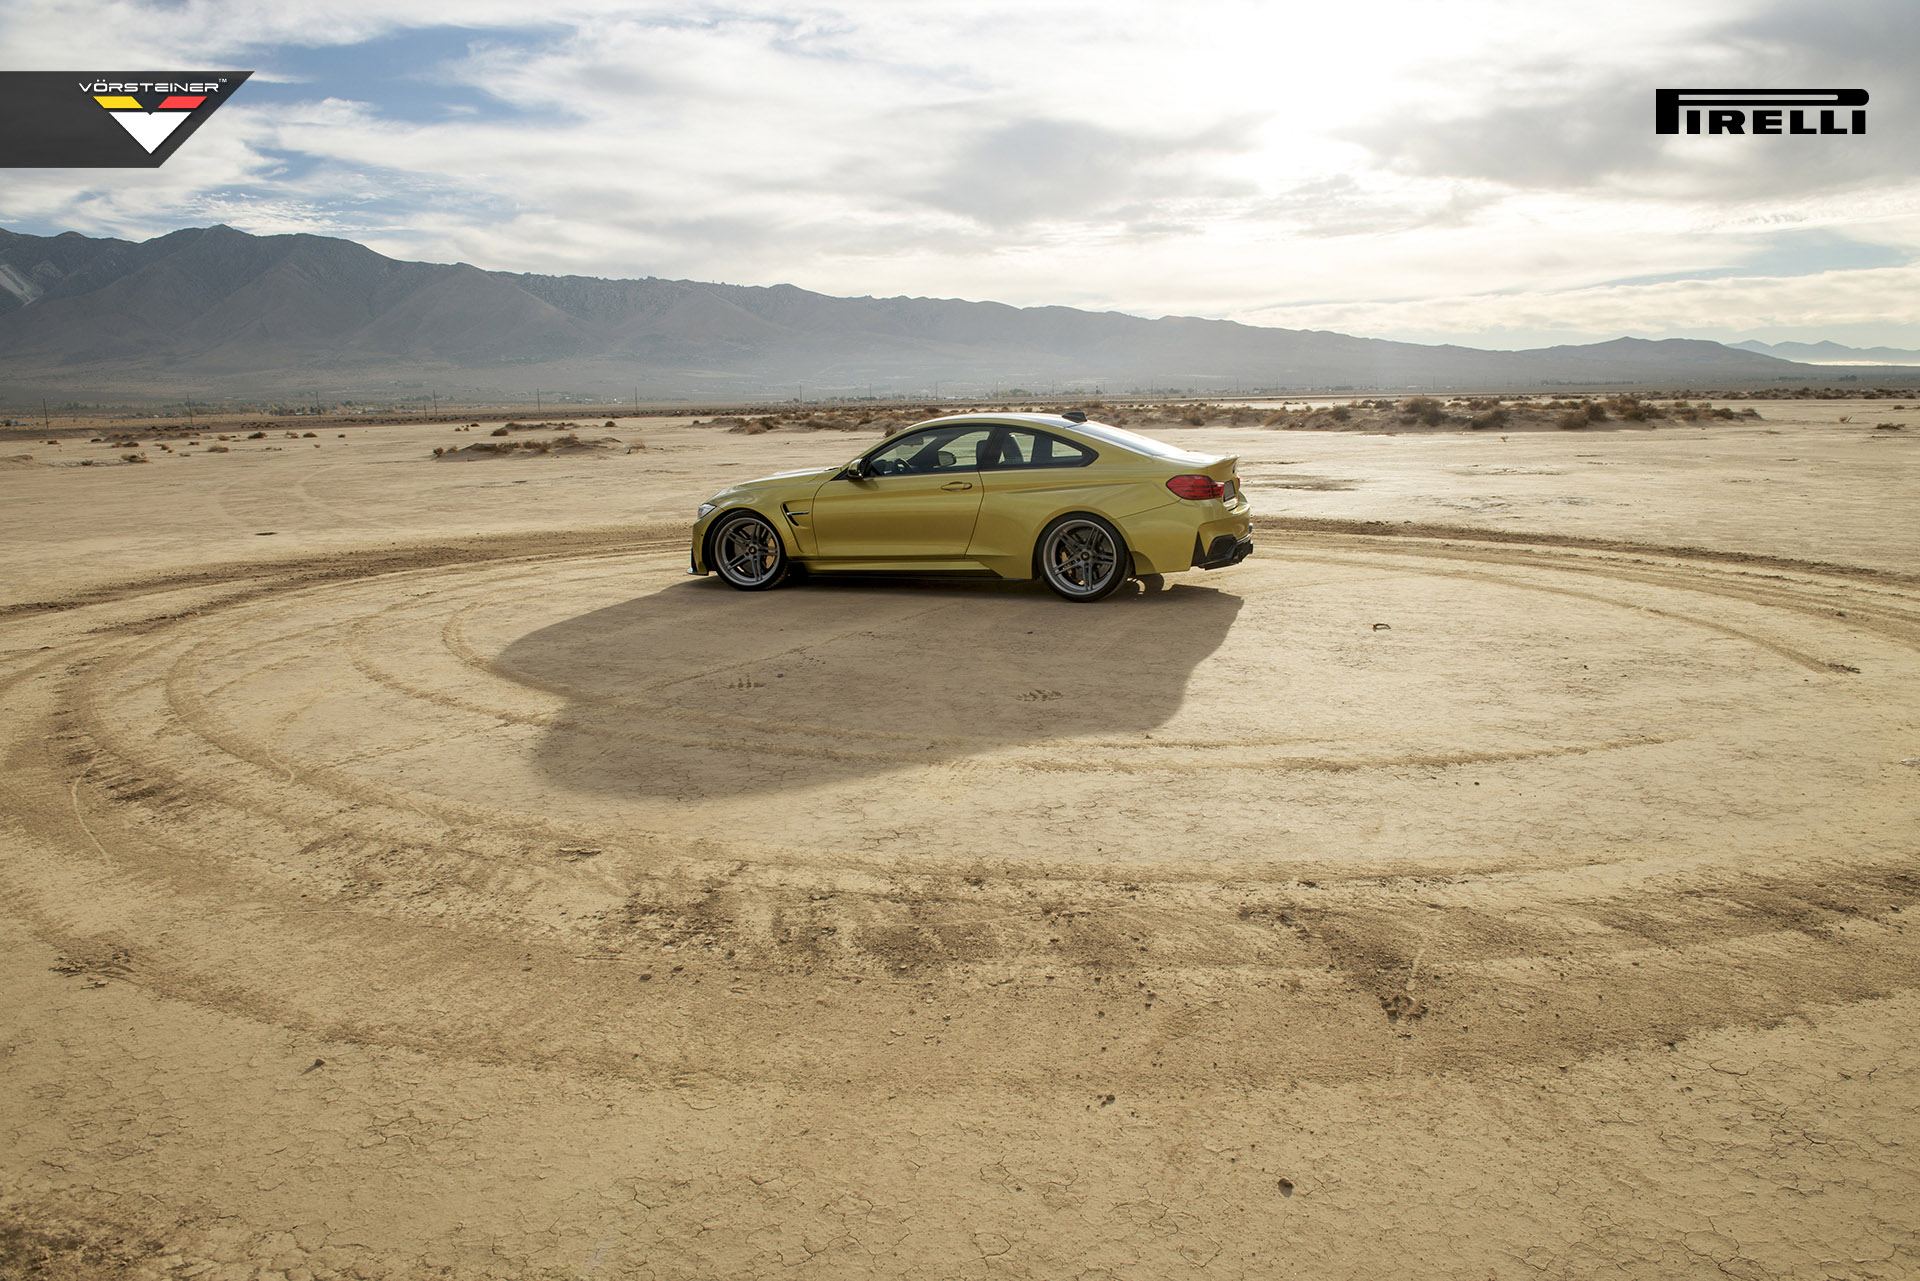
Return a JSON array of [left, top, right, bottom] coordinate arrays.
[[689, 411, 1252, 601]]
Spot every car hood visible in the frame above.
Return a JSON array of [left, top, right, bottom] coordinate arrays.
[[706, 463, 842, 503]]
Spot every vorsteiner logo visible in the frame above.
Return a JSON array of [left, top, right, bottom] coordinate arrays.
[[0, 70, 251, 167], [1656, 89, 1868, 136]]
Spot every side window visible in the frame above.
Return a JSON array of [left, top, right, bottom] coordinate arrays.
[[867, 428, 995, 475], [991, 428, 1094, 469]]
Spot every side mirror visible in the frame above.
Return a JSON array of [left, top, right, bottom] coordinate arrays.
[[842, 457, 871, 480]]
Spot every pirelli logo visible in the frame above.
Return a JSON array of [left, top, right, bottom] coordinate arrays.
[[1656, 89, 1868, 136]]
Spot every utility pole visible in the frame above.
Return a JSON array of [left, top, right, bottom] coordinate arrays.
[[42, 397, 48, 428], [186, 396, 195, 428], [431, 391, 438, 417], [535, 388, 542, 414]]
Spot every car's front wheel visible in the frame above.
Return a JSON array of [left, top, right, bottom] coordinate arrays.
[[710, 511, 791, 591], [1037, 514, 1127, 602]]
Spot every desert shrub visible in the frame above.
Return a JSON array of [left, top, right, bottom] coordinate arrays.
[[1556, 408, 1590, 429], [1469, 406, 1509, 430], [490, 426, 510, 437], [302, 431, 317, 438], [1328, 405, 1351, 422], [247, 431, 266, 439], [729, 420, 772, 435], [122, 453, 147, 463], [1400, 396, 1445, 426], [206, 445, 229, 453]]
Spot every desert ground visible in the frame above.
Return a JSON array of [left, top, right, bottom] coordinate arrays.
[[2, 400, 1917, 1280]]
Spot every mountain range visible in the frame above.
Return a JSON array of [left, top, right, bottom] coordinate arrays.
[[1729, 339, 1920, 366], [1, 224, 1914, 403]]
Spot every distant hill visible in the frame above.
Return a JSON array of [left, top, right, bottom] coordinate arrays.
[[0, 224, 1909, 402], [1729, 339, 1920, 366]]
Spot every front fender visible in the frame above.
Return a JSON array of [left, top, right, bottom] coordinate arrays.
[[693, 503, 805, 574]]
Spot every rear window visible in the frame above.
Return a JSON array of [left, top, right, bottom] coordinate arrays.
[[1069, 421, 1214, 464]]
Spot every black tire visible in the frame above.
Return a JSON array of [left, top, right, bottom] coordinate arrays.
[[1037, 513, 1128, 602], [709, 511, 791, 591]]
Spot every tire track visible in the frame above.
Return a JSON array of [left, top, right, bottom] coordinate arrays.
[[1, 526, 1916, 1098]]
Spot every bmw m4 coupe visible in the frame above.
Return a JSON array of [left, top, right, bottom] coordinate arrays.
[[689, 412, 1253, 601]]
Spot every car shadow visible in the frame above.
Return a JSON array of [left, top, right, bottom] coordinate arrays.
[[497, 573, 1243, 798]]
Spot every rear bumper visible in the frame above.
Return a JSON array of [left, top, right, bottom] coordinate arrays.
[[1193, 532, 1253, 569]]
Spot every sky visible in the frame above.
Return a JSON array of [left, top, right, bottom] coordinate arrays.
[[3, 0, 1916, 350]]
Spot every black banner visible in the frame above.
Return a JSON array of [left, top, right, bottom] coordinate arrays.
[[0, 71, 251, 167]]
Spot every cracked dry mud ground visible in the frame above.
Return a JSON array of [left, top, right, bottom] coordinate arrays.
[[2, 410, 1918, 1280]]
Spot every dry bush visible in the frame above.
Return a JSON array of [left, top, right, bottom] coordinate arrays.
[[246, 431, 266, 439], [1328, 405, 1351, 422], [205, 445, 229, 453], [1469, 406, 1509, 430], [490, 426, 511, 437], [729, 419, 774, 435], [1600, 395, 1663, 422], [122, 453, 147, 463], [1400, 397, 1446, 426]]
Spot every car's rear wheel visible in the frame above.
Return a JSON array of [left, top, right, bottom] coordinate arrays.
[[1038, 514, 1127, 602], [710, 512, 791, 591]]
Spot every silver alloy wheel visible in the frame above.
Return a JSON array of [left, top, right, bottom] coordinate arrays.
[[713, 513, 785, 589], [1040, 517, 1122, 600]]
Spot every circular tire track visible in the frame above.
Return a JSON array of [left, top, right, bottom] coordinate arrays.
[[3, 526, 1915, 1081]]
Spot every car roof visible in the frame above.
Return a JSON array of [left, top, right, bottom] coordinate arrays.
[[902, 412, 1221, 466], [909, 412, 1090, 431]]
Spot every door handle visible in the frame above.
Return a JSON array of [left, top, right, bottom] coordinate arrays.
[[941, 481, 973, 491]]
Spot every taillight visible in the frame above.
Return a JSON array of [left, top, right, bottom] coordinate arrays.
[[1167, 474, 1224, 500]]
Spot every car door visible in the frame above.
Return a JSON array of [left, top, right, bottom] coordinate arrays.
[[964, 427, 1101, 566], [809, 426, 993, 562]]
